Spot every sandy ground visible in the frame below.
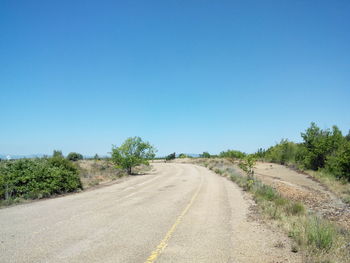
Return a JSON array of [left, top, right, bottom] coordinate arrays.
[[253, 162, 350, 229], [0, 163, 300, 263]]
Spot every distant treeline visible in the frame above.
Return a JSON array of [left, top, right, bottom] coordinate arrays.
[[254, 123, 350, 181]]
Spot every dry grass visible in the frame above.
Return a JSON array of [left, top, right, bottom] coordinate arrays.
[[77, 160, 126, 188], [307, 170, 350, 204]]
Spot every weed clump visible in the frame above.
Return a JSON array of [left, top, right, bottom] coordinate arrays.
[[286, 202, 305, 216], [254, 184, 279, 201], [306, 217, 335, 251]]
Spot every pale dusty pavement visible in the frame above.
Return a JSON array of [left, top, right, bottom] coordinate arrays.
[[0, 163, 300, 263]]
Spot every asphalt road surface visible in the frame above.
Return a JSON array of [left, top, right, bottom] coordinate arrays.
[[0, 163, 252, 263]]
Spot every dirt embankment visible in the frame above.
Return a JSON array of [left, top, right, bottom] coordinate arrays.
[[253, 162, 350, 230]]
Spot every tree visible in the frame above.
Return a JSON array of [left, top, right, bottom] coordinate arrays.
[[94, 154, 100, 160], [200, 152, 211, 158], [165, 152, 176, 161], [264, 139, 299, 165], [300, 123, 344, 170], [67, 152, 83, 161], [325, 140, 350, 180], [53, 150, 63, 158], [178, 153, 188, 158], [219, 149, 246, 159], [345, 130, 350, 141], [111, 137, 156, 174], [239, 155, 256, 178]]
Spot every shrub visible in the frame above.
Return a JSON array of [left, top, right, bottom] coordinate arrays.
[[299, 123, 344, 170], [67, 152, 84, 161], [238, 155, 256, 177], [165, 152, 176, 161], [0, 156, 82, 200], [219, 149, 246, 159], [256, 123, 350, 181], [254, 184, 279, 201], [264, 139, 300, 165], [200, 152, 211, 158], [53, 150, 63, 158], [325, 140, 350, 181], [178, 153, 188, 158]]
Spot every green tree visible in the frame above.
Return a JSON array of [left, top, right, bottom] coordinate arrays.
[[165, 152, 176, 161], [325, 140, 350, 180], [265, 139, 299, 165], [345, 130, 350, 141], [300, 123, 344, 170], [66, 152, 83, 161], [254, 148, 266, 159], [53, 150, 63, 158], [239, 155, 256, 178], [178, 153, 188, 158], [219, 149, 246, 159], [94, 154, 100, 160], [111, 137, 156, 174], [200, 152, 211, 158]]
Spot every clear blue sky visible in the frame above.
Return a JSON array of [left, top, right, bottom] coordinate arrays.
[[1, 0, 349, 157]]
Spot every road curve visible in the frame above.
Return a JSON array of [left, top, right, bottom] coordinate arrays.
[[0, 163, 298, 263]]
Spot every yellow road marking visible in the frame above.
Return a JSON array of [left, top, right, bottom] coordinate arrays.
[[144, 175, 203, 263]]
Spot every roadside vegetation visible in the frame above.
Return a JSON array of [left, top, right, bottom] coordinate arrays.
[[165, 152, 176, 161], [253, 123, 350, 204], [255, 123, 350, 181], [197, 158, 350, 263], [111, 136, 156, 175], [0, 152, 82, 206], [219, 149, 246, 159], [1, 136, 157, 207], [66, 152, 84, 161], [185, 122, 350, 262], [77, 159, 126, 188]]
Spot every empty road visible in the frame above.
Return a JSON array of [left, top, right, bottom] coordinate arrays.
[[0, 163, 299, 263]]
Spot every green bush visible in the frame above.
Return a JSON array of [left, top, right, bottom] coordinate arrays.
[[299, 123, 344, 170], [178, 153, 188, 158], [200, 152, 211, 158], [53, 150, 64, 158], [165, 152, 176, 161], [325, 140, 350, 181], [263, 139, 300, 165], [0, 156, 82, 200], [219, 149, 246, 159], [67, 152, 83, 161], [256, 123, 350, 181], [254, 184, 279, 201]]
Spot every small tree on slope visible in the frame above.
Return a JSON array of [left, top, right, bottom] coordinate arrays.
[[111, 137, 156, 174]]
